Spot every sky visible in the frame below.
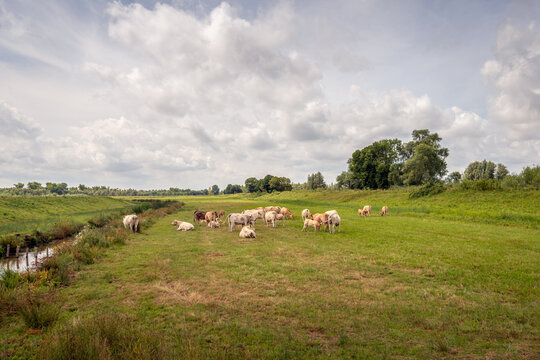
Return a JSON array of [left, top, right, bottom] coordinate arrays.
[[1, 0, 539, 189]]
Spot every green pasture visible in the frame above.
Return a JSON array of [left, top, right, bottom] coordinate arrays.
[[0, 196, 134, 235], [1, 189, 539, 359]]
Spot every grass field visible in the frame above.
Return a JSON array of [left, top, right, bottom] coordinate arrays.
[[0, 196, 134, 235], [1, 188, 539, 359]]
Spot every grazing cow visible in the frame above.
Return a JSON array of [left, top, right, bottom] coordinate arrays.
[[123, 215, 139, 232], [311, 213, 330, 231], [380, 206, 389, 216], [239, 225, 256, 238], [328, 213, 341, 233], [171, 220, 194, 231], [301, 209, 311, 222], [265, 211, 278, 228], [264, 206, 281, 213], [280, 207, 295, 219], [242, 209, 264, 224], [193, 210, 207, 225], [362, 205, 372, 216], [227, 213, 250, 232], [207, 220, 220, 228], [302, 219, 321, 232], [218, 210, 225, 218], [205, 211, 218, 223], [275, 213, 285, 226]]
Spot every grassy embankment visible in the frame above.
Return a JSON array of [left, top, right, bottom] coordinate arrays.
[[1, 188, 539, 359], [0, 196, 135, 236]]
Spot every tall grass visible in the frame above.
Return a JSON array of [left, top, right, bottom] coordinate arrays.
[[39, 314, 171, 360], [18, 289, 60, 329]]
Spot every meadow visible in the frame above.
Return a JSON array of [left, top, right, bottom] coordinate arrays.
[[0, 188, 539, 359]]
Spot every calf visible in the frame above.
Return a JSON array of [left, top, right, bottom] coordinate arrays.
[[311, 213, 330, 231], [302, 219, 321, 232], [380, 206, 389, 216]]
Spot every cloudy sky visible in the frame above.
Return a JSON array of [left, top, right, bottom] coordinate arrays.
[[1, 0, 539, 189]]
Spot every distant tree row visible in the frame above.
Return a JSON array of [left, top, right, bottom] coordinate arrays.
[[0, 182, 212, 196], [244, 175, 292, 193]]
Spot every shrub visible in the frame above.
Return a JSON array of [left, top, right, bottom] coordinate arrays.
[[19, 290, 60, 329], [40, 253, 71, 286], [0, 269, 22, 289], [39, 313, 170, 360], [71, 244, 98, 265], [78, 229, 109, 248], [409, 182, 446, 199]]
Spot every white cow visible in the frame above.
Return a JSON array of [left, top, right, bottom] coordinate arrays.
[[171, 220, 194, 231], [328, 213, 341, 233], [228, 213, 250, 232], [123, 215, 139, 232], [301, 209, 311, 222], [239, 225, 256, 238]]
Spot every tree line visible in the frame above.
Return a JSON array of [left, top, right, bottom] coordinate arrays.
[[3, 128, 538, 196]]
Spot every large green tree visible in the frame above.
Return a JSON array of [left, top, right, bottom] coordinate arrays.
[[347, 139, 402, 189], [401, 129, 448, 185]]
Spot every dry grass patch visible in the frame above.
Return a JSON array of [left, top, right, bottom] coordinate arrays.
[[153, 280, 212, 306]]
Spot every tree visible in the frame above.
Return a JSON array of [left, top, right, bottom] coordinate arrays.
[[46, 182, 68, 195], [211, 185, 220, 195], [223, 184, 243, 194], [463, 160, 496, 180], [245, 177, 261, 193], [306, 172, 327, 190], [336, 171, 358, 189], [78, 184, 88, 191], [27, 181, 42, 190], [268, 176, 292, 192], [347, 139, 402, 189], [446, 171, 461, 183], [495, 164, 509, 180], [401, 130, 448, 184], [402, 143, 447, 185], [14, 182, 24, 189]]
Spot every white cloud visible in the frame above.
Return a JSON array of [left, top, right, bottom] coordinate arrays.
[[482, 22, 540, 141]]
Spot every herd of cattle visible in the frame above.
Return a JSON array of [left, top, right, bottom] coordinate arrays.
[[116, 204, 389, 239]]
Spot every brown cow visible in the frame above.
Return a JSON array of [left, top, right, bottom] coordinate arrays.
[[218, 210, 225, 218], [311, 213, 330, 231], [205, 211, 217, 223], [280, 207, 295, 219], [193, 210, 207, 225]]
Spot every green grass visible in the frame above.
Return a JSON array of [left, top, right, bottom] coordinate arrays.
[[1, 189, 539, 359], [0, 196, 134, 235]]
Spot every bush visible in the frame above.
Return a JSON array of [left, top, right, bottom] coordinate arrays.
[[40, 253, 71, 286], [39, 313, 170, 360], [0, 269, 22, 289], [409, 182, 446, 199], [78, 229, 109, 248], [460, 179, 500, 191], [19, 290, 60, 329], [71, 244, 98, 265]]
